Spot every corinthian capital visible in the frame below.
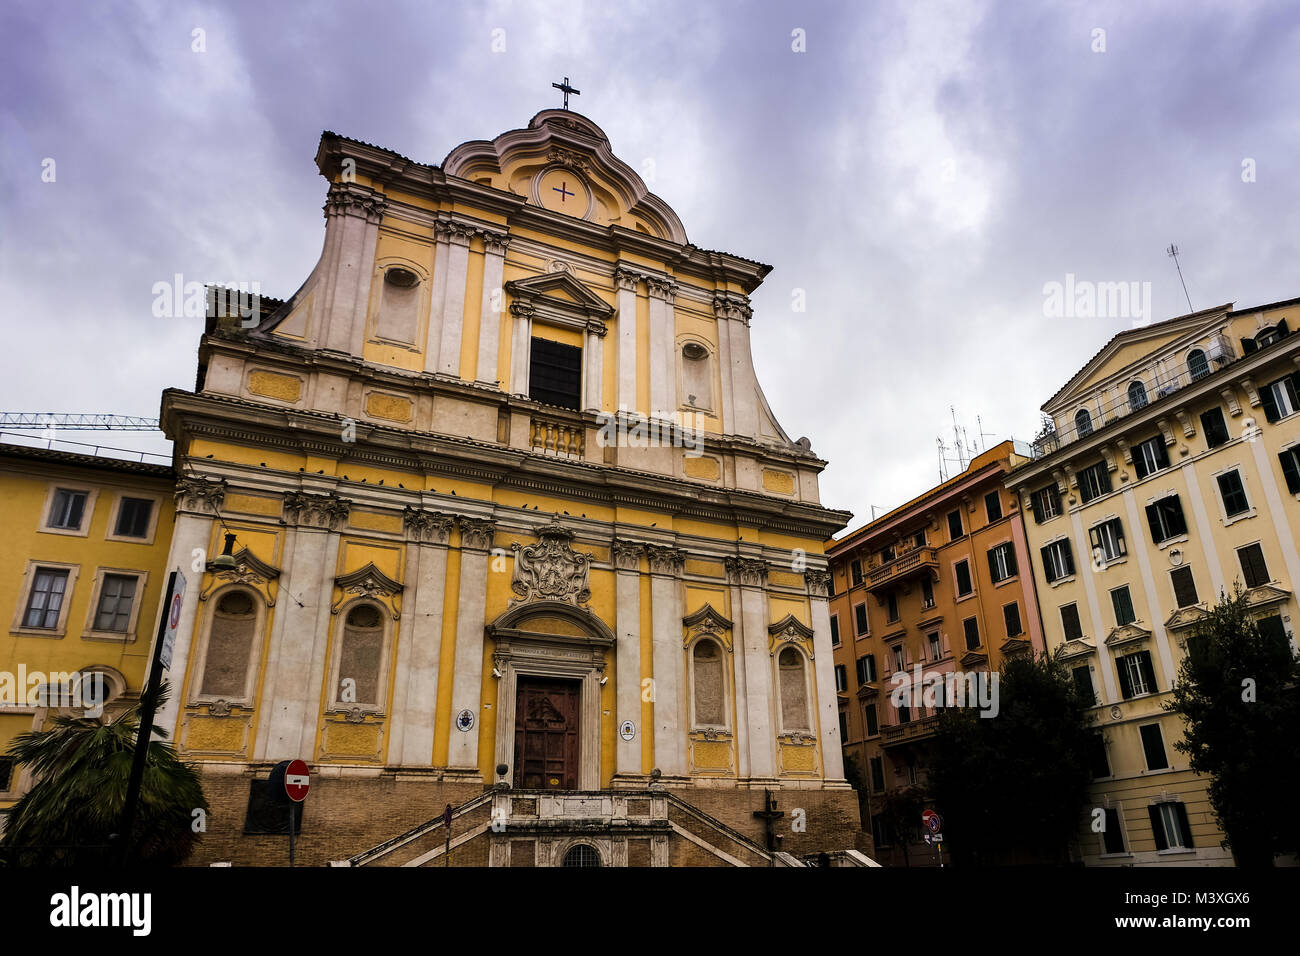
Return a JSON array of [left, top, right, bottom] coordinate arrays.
[[645, 544, 687, 577], [804, 569, 832, 599], [458, 517, 496, 551], [480, 229, 511, 254], [612, 539, 645, 571], [284, 491, 351, 530], [323, 183, 387, 224], [724, 556, 768, 589], [613, 267, 642, 293], [645, 277, 678, 302], [175, 476, 227, 515], [712, 293, 752, 326], [404, 507, 454, 545]]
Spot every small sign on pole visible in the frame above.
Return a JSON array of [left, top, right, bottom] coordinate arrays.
[[159, 570, 186, 671]]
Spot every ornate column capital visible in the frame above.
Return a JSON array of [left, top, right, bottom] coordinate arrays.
[[645, 277, 678, 303], [613, 267, 643, 293], [724, 556, 768, 589], [404, 507, 454, 545], [712, 293, 752, 326], [612, 539, 645, 571], [804, 569, 832, 599], [458, 517, 496, 552], [645, 544, 687, 577], [480, 229, 511, 254], [283, 491, 351, 530], [323, 182, 387, 224], [175, 475, 227, 516], [509, 301, 536, 319]]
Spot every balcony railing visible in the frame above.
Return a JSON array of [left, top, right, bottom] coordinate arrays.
[[866, 546, 938, 593], [1032, 345, 1240, 456], [881, 714, 941, 747], [530, 417, 585, 459]]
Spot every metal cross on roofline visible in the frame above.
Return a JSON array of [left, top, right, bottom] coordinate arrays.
[[552, 75, 580, 110]]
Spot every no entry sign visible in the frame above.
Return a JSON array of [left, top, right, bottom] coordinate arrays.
[[283, 759, 310, 802]]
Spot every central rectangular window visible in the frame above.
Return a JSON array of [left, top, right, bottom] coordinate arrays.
[[1090, 518, 1126, 562], [1151, 803, 1194, 851], [1078, 462, 1112, 503], [115, 497, 154, 538], [854, 603, 869, 636], [1041, 539, 1075, 583], [1031, 485, 1061, 523], [1216, 470, 1250, 517], [48, 489, 88, 530], [984, 490, 1003, 522], [528, 337, 582, 409], [1201, 406, 1230, 449], [963, 616, 980, 650], [928, 632, 942, 661], [920, 576, 935, 608], [23, 568, 69, 629], [94, 573, 138, 632], [864, 703, 879, 738], [1003, 602, 1022, 637], [1110, 585, 1136, 627], [1260, 373, 1300, 421], [1237, 543, 1270, 588], [947, 509, 963, 540], [1133, 436, 1170, 479], [1072, 665, 1095, 705], [1140, 723, 1168, 770], [856, 654, 877, 684], [954, 559, 973, 596], [829, 615, 840, 646], [1145, 495, 1187, 543], [1170, 566, 1198, 607], [886, 591, 899, 623], [1118, 650, 1155, 699], [1061, 603, 1084, 641], [987, 543, 1017, 583]]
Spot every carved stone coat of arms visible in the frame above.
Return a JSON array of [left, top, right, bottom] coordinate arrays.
[[510, 521, 592, 607]]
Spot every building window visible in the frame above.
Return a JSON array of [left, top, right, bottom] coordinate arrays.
[[878, 544, 895, 564], [1237, 543, 1270, 589], [1216, 470, 1250, 517], [838, 709, 848, 741], [1117, 650, 1156, 699], [984, 491, 1003, 522], [954, 559, 973, 596], [1111, 586, 1136, 627], [928, 632, 942, 661], [23, 568, 70, 629], [897, 703, 911, 725], [1170, 566, 1198, 608], [1279, 447, 1300, 494], [1150, 802, 1194, 851], [864, 703, 879, 738], [1031, 485, 1062, 523], [0, 756, 13, 793], [1257, 615, 1288, 651], [777, 647, 810, 731], [47, 488, 88, 530], [920, 576, 935, 609], [93, 573, 138, 632], [335, 603, 385, 708], [869, 757, 885, 792], [680, 342, 712, 410], [1102, 807, 1126, 854], [528, 337, 582, 409], [1077, 461, 1112, 503], [1133, 436, 1170, 479], [854, 603, 869, 636], [1073, 665, 1096, 705], [1075, 408, 1094, 437], [201, 590, 260, 700], [1145, 495, 1187, 543], [856, 654, 877, 684], [1187, 349, 1210, 381], [1201, 406, 1230, 448], [1041, 539, 1075, 583], [891, 644, 905, 672], [113, 497, 155, 539], [987, 543, 1017, 583], [1003, 602, 1022, 637], [693, 639, 725, 727], [1140, 723, 1168, 770], [1088, 732, 1110, 778], [947, 509, 963, 540], [850, 559, 864, 586], [1089, 517, 1126, 563], [1259, 372, 1300, 422], [562, 844, 602, 867], [911, 529, 927, 548], [829, 614, 841, 647], [1127, 381, 1148, 411], [1061, 603, 1084, 641], [834, 663, 847, 693], [963, 616, 980, 651], [826, 573, 836, 597], [886, 591, 899, 623]]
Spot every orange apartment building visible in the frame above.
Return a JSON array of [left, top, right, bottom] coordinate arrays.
[[826, 440, 1046, 865]]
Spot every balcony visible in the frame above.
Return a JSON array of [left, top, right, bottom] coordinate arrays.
[[866, 546, 939, 594], [530, 416, 585, 459], [881, 714, 941, 748]]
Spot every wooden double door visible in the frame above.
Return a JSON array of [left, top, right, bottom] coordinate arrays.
[[514, 677, 581, 790]]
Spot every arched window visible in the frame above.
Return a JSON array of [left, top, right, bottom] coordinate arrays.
[[1127, 381, 1148, 411], [562, 844, 602, 867], [201, 590, 259, 699], [336, 603, 385, 708], [692, 639, 725, 727], [1074, 408, 1094, 437], [778, 646, 810, 732], [680, 341, 713, 411], [1188, 349, 1210, 381], [374, 265, 421, 345]]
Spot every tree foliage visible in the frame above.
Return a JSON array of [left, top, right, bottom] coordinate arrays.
[[927, 653, 1094, 865], [1166, 585, 1300, 866], [1, 683, 208, 867]]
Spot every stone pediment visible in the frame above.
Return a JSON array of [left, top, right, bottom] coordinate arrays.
[[442, 109, 688, 243], [1245, 583, 1291, 608], [332, 562, 404, 618], [999, 637, 1031, 657], [1103, 623, 1151, 648], [507, 271, 613, 322], [1053, 637, 1096, 661], [959, 650, 988, 669], [1164, 606, 1208, 631]]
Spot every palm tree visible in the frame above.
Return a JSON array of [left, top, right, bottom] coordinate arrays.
[[0, 682, 208, 867]]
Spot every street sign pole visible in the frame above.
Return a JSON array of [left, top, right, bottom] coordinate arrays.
[[118, 568, 181, 867], [289, 802, 296, 868]]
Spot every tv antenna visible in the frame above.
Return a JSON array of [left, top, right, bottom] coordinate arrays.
[[1167, 243, 1193, 313]]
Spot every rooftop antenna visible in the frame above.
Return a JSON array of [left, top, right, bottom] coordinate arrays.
[[1167, 243, 1193, 313], [976, 415, 996, 453], [951, 407, 969, 472], [935, 437, 948, 483]]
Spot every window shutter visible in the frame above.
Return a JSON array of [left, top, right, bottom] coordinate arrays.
[[1145, 503, 1160, 540], [1279, 318, 1291, 337], [1031, 493, 1045, 523], [1148, 806, 1169, 851], [1154, 441, 1169, 469], [1169, 497, 1187, 536], [1282, 451, 1300, 494], [1117, 657, 1134, 699], [1260, 381, 1280, 422], [987, 550, 998, 581], [1041, 545, 1054, 580], [1241, 336, 1258, 355], [1175, 803, 1194, 848], [1138, 651, 1155, 692], [1005, 548, 1017, 577], [1088, 526, 1101, 551], [1062, 541, 1075, 576]]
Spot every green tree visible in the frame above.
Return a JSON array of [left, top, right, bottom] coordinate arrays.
[[928, 653, 1094, 865], [0, 683, 208, 867], [1166, 584, 1300, 866]]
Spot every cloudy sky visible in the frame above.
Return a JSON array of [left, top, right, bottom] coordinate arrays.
[[2, 0, 1297, 533]]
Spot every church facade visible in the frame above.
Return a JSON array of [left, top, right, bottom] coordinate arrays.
[[157, 108, 866, 865]]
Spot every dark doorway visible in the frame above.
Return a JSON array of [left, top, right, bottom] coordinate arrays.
[[515, 677, 581, 789]]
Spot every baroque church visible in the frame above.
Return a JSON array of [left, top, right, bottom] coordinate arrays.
[[157, 103, 869, 865]]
